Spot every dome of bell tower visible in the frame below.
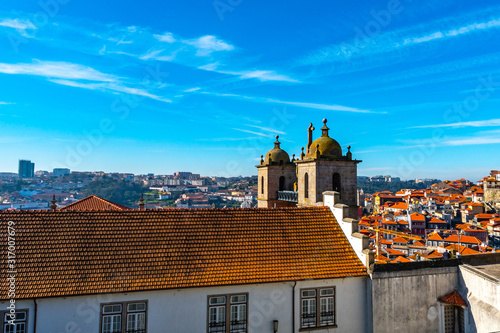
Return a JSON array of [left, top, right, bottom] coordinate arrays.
[[263, 136, 291, 165], [305, 119, 342, 159]]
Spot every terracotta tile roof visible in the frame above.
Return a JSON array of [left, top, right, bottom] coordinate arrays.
[[410, 213, 426, 221], [462, 227, 487, 233], [427, 233, 443, 241], [384, 248, 406, 256], [390, 202, 408, 210], [465, 202, 483, 207], [439, 290, 467, 307], [426, 251, 443, 259], [456, 223, 471, 230], [429, 217, 447, 224], [391, 256, 412, 263], [393, 237, 409, 244], [476, 213, 497, 220], [0, 207, 366, 300], [375, 255, 390, 262], [59, 195, 132, 211], [444, 244, 482, 255], [443, 235, 482, 245]]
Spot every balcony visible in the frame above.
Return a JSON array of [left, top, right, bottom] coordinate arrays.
[[277, 191, 298, 202]]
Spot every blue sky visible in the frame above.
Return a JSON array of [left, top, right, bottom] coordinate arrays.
[[1, 0, 500, 180]]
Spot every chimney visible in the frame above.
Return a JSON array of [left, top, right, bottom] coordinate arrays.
[[50, 195, 57, 211], [139, 194, 145, 211]]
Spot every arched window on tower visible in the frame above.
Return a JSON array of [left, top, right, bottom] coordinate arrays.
[[333, 173, 341, 195], [279, 176, 286, 191], [261, 176, 264, 194], [304, 173, 309, 199]]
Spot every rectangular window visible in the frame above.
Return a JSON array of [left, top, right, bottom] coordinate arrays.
[[301, 287, 336, 329], [101, 302, 147, 333], [208, 294, 247, 333], [301, 290, 316, 328], [1, 311, 27, 333]]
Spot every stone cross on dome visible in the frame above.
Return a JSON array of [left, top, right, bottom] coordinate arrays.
[[307, 123, 315, 153]]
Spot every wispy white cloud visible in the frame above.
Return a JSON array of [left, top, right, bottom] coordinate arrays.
[[184, 35, 234, 56], [299, 8, 500, 69], [202, 91, 382, 113], [398, 132, 500, 148], [402, 18, 500, 47], [183, 87, 201, 93], [232, 128, 270, 137], [49, 79, 172, 103], [0, 102, 14, 105], [198, 62, 298, 82], [0, 60, 172, 102], [0, 60, 117, 82], [0, 18, 36, 37], [237, 70, 298, 82], [266, 98, 380, 113], [246, 125, 286, 135], [196, 136, 261, 142], [444, 137, 500, 146], [154, 32, 176, 43], [139, 49, 176, 61], [411, 119, 500, 129]]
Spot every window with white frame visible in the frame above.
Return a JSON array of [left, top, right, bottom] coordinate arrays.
[[1, 310, 27, 333], [208, 294, 247, 333], [301, 287, 336, 329], [101, 301, 147, 333]]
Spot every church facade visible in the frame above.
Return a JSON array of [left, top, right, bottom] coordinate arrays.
[[257, 119, 361, 217]]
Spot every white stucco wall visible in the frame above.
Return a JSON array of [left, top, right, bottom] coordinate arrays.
[[0, 276, 368, 333], [459, 265, 500, 333], [324, 193, 367, 265]]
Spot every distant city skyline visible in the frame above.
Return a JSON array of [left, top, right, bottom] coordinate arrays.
[[1, 0, 500, 180]]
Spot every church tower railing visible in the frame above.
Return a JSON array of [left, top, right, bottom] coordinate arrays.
[[277, 191, 298, 203]]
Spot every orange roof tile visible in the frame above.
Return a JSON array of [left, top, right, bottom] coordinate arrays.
[[384, 248, 406, 256], [393, 237, 409, 244], [0, 207, 366, 300], [439, 290, 467, 307], [456, 223, 471, 230], [59, 195, 132, 211], [426, 251, 443, 259], [429, 217, 447, 224], [410, 213, 426, 221], [465, 202, 483, 207], [391, 256, 412, 263], [444, 244, 482, 255], [476, 213, 497, 219], [427, 233, 443, 241], [443, 235, 482, 245], [390, 202, 408, 210]]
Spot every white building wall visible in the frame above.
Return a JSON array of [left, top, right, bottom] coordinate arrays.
[[1, 277, 368, 333], [459, 265, 500, 333], [324, 193, 368, 265]]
